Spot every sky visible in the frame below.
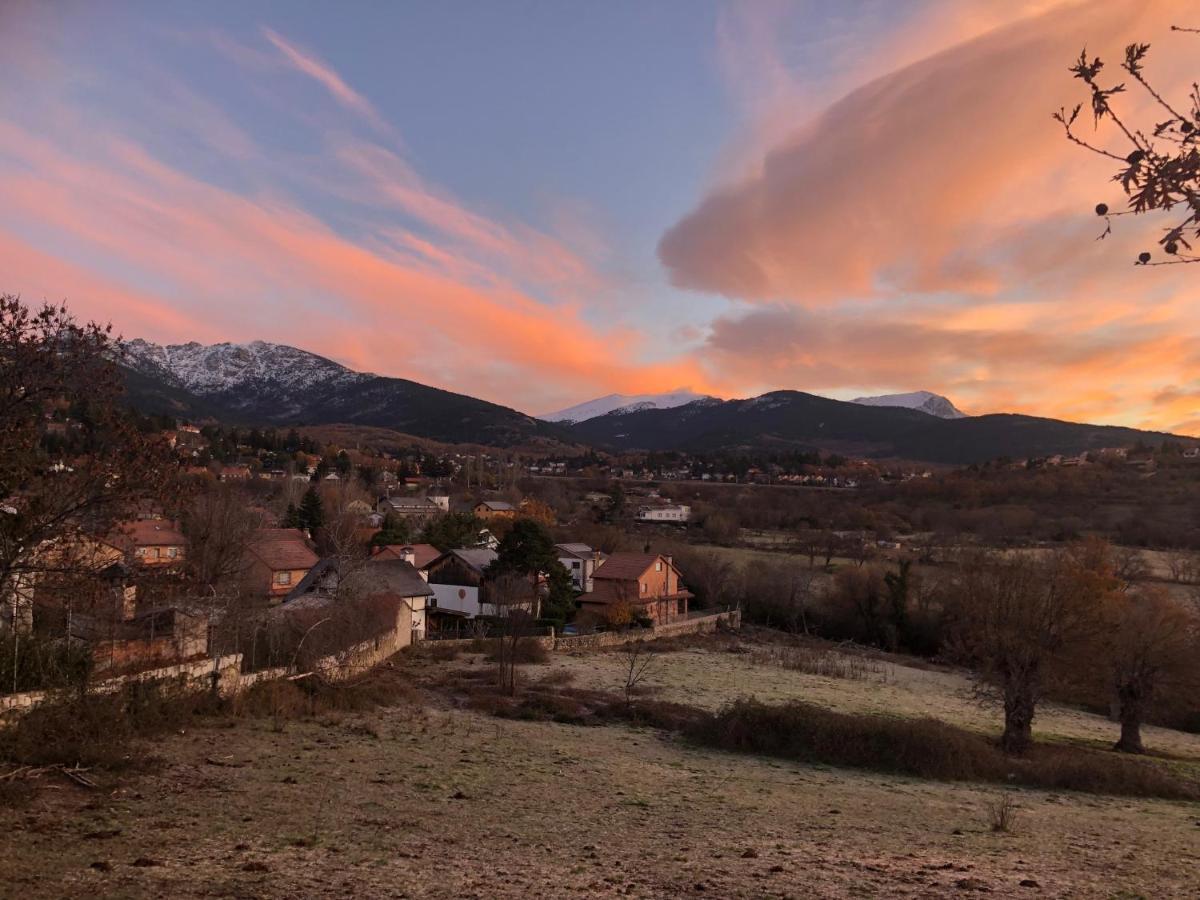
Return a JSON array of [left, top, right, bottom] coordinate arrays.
[[2, 0, 1198, 433]]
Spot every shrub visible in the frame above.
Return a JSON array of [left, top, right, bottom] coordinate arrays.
[[484, 637, 548, 665], [0, 680, 209, 771], [987, 793, 1018, 832], [748, 644, 884, 681], [686, 698, 1200, 800], [422, 642, 462, 662]]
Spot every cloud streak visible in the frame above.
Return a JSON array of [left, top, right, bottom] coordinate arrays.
[[262, 27, 395, 138]]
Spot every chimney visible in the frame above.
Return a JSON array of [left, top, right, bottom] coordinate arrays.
[[401, 546, 416, 566]]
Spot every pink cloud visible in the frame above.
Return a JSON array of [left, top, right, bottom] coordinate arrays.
[[262, 27, 396, 139], [664, 0, 1199, 432]]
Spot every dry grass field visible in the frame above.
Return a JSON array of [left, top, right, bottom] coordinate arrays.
[[2, 636, 1199, 899]]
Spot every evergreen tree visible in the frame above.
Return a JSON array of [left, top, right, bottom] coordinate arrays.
[[488, 518, 575, 623], [371, 511, 411, 547], [421, 512, 484, 551], [298, 486, 324, 531], [283, 502, 302, 529]]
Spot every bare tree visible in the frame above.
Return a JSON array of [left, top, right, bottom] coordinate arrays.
[[1104, 585, 1200, 754], [621, 639, 656, 706], [1111, 545, 1149, 586], [489, 573, 536, 696], [182, 486, 260, 591], [1163, 549, 1198, 585], [947, 545, 1117, 754]]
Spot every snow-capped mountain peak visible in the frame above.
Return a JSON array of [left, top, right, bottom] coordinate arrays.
[[850, 390, 966, 419], [539, 390, 713, 424], [125, 338, 367, 395]]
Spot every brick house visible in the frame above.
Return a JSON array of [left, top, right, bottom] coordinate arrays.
[[245, 528, 319, 601], [577, 553, 692, 626], [111, 519, 187, 567]]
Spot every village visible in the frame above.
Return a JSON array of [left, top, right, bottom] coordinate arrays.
[[2, 416, 733, 715]]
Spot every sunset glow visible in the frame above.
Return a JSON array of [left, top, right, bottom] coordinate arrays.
[[2, 0, 1197, 431]]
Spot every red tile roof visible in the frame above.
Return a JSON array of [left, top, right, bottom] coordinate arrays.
[[592, 553, 662, 582], [111, 519, 187, 549], [247, 528, 318, 571], [373, 543, 441, 569]]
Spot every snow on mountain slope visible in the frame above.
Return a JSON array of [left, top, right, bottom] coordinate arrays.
[[539, 390, 713, 424], [125, 339, 367, 395], [851, 390, 966, 419]]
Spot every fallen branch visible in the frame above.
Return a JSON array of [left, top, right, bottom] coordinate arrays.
[[0, 763, 97, 788]]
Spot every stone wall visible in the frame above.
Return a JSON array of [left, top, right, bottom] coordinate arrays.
[[1, 608, 739, 722], [0, 653, 244, 720], [430, 609, 741, 653]]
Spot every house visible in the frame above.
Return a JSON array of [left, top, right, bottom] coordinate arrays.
[[427, 492, 450, 512], [377, 495, 445, 521], [371, 542, 441, 570], [421, 548, 501, 627], [110, 519, 187, 567], [636, 504, 691, 524], [245, 528, 320, 601], [219, 464, 252, 482], [577, 553, 692, 626], [555, 543, 607, 593], [474, 500, 516, 520], [4, 534, 136, 633], [284, 555, 434, 642]]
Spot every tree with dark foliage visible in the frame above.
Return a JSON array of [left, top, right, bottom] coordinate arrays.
[[487, 518, 574, 623], [947, 544, 1117, 754], [0, 297, 176, 628], [1103, 585, 1200, 754]]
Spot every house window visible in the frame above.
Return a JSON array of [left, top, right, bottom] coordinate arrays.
[[134, 547, 145, 557], [655, 561, 662, 571], [571, 561, 580, 569], [275, 571, 292, 586], [167, 547, 178, 558], [640, 581, 647, 594]]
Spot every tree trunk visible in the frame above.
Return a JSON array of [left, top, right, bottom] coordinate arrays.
[[1001, 684, 1036, 754], [1114, 691, 1145, 754]]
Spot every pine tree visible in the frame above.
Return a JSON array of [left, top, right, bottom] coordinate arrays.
[[283, 502, 302, 529], [298, 486, 324, 530]]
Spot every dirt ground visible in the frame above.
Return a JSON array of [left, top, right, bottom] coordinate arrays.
[[3, 642, 1199, 899]]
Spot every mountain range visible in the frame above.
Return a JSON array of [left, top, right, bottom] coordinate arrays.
[[119, 338, 1195, 463], [122, 340, 562, 446], [564, 390, 1191, 464]]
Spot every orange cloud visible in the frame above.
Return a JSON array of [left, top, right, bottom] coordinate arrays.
[[0, 115, 707, 413], [667, 0, 1199, 433]]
